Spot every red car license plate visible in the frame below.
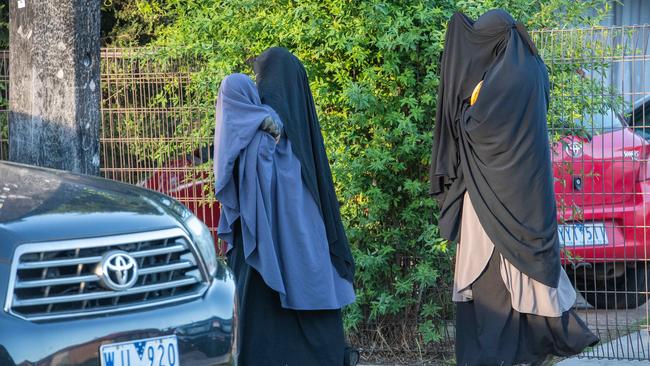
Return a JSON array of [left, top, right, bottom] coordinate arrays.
[[558, 223, 608, 247]]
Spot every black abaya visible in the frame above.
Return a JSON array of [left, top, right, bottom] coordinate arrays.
[[455, 251, 599, 365], [253, 48, 355, 283], [432, 10, 600, 365], [429, 10, 561, 287], [228, 221, 346, 366]]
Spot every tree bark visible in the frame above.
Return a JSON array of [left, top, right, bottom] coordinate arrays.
[[9, 0, 101, 175]]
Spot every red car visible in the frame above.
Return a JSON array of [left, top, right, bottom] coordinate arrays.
[[553, 96, 650, 309], [138, 146, 227, 256]]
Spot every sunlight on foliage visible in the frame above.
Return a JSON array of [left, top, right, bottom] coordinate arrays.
[[104, 0, 612, 355]]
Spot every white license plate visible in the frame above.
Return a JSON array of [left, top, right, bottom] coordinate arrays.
[[100, 335, 179, 366], [558, 223, 609, 247]]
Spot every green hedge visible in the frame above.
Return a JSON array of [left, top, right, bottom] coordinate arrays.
[[121, 0, 612, 352]]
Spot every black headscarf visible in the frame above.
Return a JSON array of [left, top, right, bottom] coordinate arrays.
[[253, 47, 355, 282], [430, 10, 560, 287]]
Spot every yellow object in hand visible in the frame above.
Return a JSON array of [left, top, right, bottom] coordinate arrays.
[[470, 80, 483, 106]]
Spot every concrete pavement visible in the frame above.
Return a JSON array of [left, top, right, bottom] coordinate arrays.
[[558, 361, 650, 365], [557, 328, 650, 365]]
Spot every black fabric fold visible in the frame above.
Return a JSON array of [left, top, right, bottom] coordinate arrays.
[[429, 10, 560, 287], [253, 47, 355, 282]]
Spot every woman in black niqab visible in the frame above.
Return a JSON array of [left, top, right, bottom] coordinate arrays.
[[254, 47, 355, 283], [431, 9, 559, 287], [430, 10, 598, 365]]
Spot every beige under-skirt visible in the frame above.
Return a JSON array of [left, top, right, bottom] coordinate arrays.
[[453, 192, 576, 317]]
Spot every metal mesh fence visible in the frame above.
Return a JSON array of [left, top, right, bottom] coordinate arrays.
[[0, 24, 649, 361], [533, 25, 650, 360], [98, 48, 219, 244]]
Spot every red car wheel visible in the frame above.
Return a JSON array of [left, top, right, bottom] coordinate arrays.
[[569, 262, 649, 309]]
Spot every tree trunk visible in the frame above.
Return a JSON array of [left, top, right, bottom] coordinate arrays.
[[9, 0, 101, 175]]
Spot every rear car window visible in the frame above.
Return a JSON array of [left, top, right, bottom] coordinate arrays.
[[576, 109, 626, 136]]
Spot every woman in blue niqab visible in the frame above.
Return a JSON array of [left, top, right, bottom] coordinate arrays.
[[214, 73, 356, 366]]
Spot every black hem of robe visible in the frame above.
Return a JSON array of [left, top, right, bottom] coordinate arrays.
[[228, 221, 347, 366], [455, 250, 599, 366]]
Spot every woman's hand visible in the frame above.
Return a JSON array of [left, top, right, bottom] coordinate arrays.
[[260, 116, 282, 143]]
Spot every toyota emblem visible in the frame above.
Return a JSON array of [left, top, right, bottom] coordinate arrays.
[[96, 250, 139, 291], [565, 141, 583, 158]]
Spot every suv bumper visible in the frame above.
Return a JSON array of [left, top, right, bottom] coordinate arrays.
[[0, 273, 236, 366]]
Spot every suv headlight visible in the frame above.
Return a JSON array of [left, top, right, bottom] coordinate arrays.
[[185, 215, 218, 277]]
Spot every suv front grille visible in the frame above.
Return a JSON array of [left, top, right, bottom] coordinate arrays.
[[5, 228, 208, 321]]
